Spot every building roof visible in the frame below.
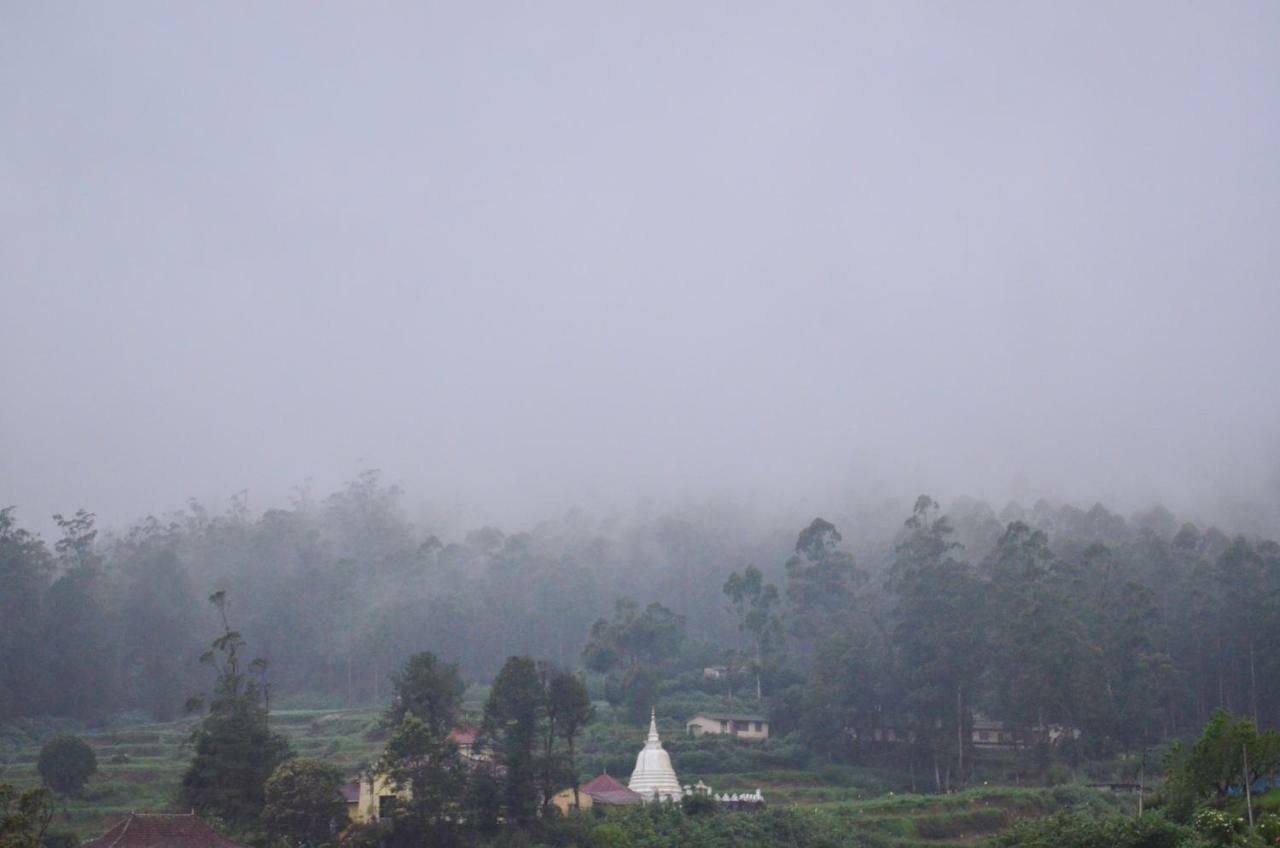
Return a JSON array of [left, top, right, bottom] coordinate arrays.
[[449, 727, 477, 746], [582, 773, 628, 794], [82, 814, 249, 848], [689, 712, 767, 723], [581, 773, 643, 806]]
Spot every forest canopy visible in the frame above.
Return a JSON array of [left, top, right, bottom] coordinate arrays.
[[1, 472, 1277, 774]]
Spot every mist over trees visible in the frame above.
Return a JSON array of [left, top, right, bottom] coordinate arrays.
[[0, 472, 1278, 773]]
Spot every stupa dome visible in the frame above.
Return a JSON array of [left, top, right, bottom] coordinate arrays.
[[628, 708, 683, 802]]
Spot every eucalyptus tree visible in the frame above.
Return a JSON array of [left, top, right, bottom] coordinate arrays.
[[888, 496, 987, 790], [0, 509, 50, 722], [180, 591, 293, 833], [784, 518, 865, 648], [583, 598, 685, 719], [723, 565, 781, 701]]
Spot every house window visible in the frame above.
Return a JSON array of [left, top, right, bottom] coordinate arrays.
[[754, 722, 763, 732], [379, 796, 397, 820], [980, 732, 990, 741]]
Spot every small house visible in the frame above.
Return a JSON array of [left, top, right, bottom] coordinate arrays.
[[82, 813, 250, 848], [847, 726, 915, 744], [686, 712, 768, 740], [971, 718, 1019, 749], [971, 718, 1080, 751], [352, 725, 488, 822], [550, 773, 643, 814], [341, 778, 361, 820]]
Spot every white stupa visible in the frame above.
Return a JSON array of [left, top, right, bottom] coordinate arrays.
[[628, 708, 683, 802]]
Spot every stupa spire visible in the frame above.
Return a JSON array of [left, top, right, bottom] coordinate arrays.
[[628, 707, 682, 801]]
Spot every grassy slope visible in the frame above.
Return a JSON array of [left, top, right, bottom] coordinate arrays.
[[1, 704, 1119, 846], [0, 709, 386, 839]]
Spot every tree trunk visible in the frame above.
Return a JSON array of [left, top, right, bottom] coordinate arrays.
[[755, 639, 763, 702], [569, 735, 580, 810], [543, 715, 557, 808], [1216, 634, 1225, 710], [1249, 640, 1259, 725], [1243, 742, 1254, 829], [956, 685, 964, 788], [1138, 750, 1145, 817]]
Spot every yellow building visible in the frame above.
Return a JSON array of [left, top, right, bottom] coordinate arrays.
[[349, 727, 485, 823], [550, 773, 641, 815], [550, 787, 594, 815]]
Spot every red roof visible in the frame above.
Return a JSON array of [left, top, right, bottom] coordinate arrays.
[[580, 773, 643, 806], [82, 814, 249, 848], [581, 773, 628, 794], [449, 727, 477, 746]]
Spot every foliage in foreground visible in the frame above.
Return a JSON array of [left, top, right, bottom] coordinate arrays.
[[997, 813, 1179, 848], [262, 759, 349, 848], [996, 812, 1226, 848], [506, 803, 876, 848], [0, 784, 55, 848], [1164, 710, 1280, 800]]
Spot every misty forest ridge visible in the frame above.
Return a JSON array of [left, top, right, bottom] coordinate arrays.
[[2, 3, 1279, 848]]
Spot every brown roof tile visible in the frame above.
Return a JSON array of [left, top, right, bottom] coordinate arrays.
[[580, 773, 643, 805], [81, 813, 250, 848]]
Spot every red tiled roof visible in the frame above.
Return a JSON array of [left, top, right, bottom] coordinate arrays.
[[449, 728, 477, 746], [589, 789, 643, 806], [580, 773, 642, 806], [581, 773, 627, 794], [82, 814, 249, 848]]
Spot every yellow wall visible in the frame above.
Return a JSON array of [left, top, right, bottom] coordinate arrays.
[[352, 773, 412, 824], [550, 787, 594, 816]]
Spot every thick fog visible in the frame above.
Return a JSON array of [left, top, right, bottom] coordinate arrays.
[[3, 2, 1279, 537]]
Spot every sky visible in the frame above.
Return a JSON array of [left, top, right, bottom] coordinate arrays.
[[3, 2, 1279, 537]]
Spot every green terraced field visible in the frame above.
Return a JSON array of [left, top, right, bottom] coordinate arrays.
[[0, 709, 386, 840], [1, 707, 1119, 846]]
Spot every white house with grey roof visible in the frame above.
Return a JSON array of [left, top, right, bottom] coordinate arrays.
[[686, 712, 769, 740]]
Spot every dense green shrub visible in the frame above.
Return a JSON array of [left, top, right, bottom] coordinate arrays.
[[1256, 813, 1280, 841], [1191, 808, 1242, 846], [997, 812, 1193, 848], [37, 735, 97, 796], [913, 807, 1007, 839], [534, 803, 892, 848]]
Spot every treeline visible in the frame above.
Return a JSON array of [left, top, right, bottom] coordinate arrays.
[[0, 471, 769, 724], [758, 497, 1280, 789], [1, 474, 1278, 776], [560, 497, 1279, 786]]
